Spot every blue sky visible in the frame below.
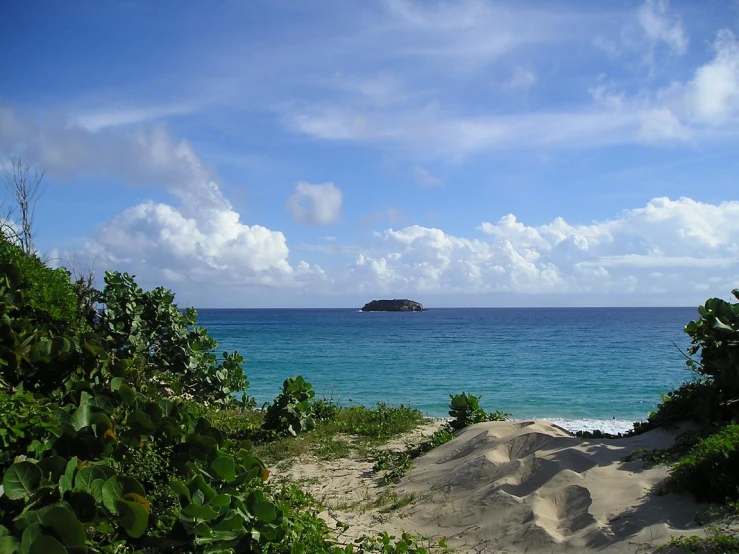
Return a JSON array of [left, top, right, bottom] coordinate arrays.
[[1, 0, 738, 307]]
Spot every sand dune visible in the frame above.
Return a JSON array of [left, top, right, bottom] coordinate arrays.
[[283, 420, 719, 553], [394, 420, 703, 553]]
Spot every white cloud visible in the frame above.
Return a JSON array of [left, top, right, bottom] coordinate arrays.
[[503, 67, 537, 90], [685, 30, 739, 123], [413, 166, 442, 187], [73, 103, 197, 132], [637, 0, 688, 56], [286, 181, 343, 225], [0, 104, 324, 290], [339, 197, 739, 297]]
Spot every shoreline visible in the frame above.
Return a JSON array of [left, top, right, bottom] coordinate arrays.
[[423, 415, 637, 435]]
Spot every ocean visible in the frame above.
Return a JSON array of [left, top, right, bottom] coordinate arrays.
[[198, 307, 698, 434]]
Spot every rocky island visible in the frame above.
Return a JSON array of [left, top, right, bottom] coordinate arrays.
[[360, 299, 425, 312]]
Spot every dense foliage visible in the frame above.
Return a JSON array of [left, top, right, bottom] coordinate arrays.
[[0, 238, 449, 553], [671, 423, 739, 503], [0, 236, 77, 333], [262, 376, 316, 437]]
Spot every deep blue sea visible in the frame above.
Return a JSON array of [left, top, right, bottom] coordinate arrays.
[[198, 308, 698, 434]]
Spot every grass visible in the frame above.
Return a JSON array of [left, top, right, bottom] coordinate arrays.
[[204, 400, 427, 466], [373, 425, 456, 484], [664, 527, 739, 553]]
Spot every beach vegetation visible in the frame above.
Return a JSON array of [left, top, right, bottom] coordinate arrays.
[[665, 526, 739, 553], [670, 423, 739, 503], [262, 375, 317, 437], [0, 235, 450, 553], [448, 392, 509, 430]]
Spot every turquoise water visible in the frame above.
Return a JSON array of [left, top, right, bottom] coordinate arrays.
[[198, 308, 697, 433]]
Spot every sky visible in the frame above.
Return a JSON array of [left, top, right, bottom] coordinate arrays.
[[1, 0, 738, 308]]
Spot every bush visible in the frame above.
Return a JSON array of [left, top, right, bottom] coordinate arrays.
[[671, 423, 739, 503], [683, 292, 739, 423], [98, 271, 248, 407], [634, 379, 718, 434], [333, 402, 424, 439], [448, 392, 509, 430], [262, 375, 317, 437], [0, 389, 59, 470], [0, 235, 78, 333]]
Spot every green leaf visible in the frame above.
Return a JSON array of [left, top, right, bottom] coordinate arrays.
[[170, 480, 191, 505], [116, 384, 136, 407], [712, 318, 734, 332], [70, 404, 92, 431], [40, 506, 86, 550], [253, 500, 279, 523], [0, 536, 19, 554], [102, 476, 145, 514], [3, 462, 42, 500], [27, 535, 66, 554], [210, 456, 236, 483], [181, 503, 219, 521], [73, 466, 106, 493], [50, 337, 71, 355], [128, 411, 155, 434], [211, 514, 244, 532], [89, 479, 105, 505], [116, 499, 149, 539], [21, 523, 44, 554]]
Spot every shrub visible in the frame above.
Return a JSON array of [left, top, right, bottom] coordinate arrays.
[[448, 392, 509, 430], [671, 423, 739, 503], [0, 235, 78, 332], [334, 402, 424, 440], [683, 292, 739, 422], [0, 389, 60, 470], [262, 375, 317, 437], [98, 271, 248, 406], [311, 397, 340, 422]]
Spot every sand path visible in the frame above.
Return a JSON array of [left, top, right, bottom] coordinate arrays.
[[276, 420, 724, 553]]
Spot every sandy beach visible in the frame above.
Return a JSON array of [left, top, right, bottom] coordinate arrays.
[[280, 419, 729, 553]]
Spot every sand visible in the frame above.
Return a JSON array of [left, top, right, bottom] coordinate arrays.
[[279, 420, 722, 553]]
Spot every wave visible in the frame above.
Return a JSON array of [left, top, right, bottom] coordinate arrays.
[[543, 418, 635, 435]]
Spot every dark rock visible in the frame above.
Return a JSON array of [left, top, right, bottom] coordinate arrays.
[[360, 299, 425, 312]]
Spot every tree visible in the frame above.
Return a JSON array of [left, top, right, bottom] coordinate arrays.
[[1, 156, 45, 255]]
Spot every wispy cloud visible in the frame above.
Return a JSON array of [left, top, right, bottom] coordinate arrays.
[[73, 103, 199, 132], [503, 67, 537, 90], [413, 166, 443, 187]]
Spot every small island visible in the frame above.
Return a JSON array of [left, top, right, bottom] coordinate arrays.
[[360, 299, 425, 312]]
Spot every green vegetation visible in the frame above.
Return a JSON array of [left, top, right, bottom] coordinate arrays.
[[664, 527, 739, 554], [447, 392, 509, 430], [262, 375, 317, 437], [0, 234, 451, 553], [671, 424, 739, 503]]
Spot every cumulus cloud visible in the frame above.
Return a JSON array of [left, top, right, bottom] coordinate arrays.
[[685, 30, 739, 123], [0, 104, 324, 290], [340, 197, 739, 298], [286, 181, 343, 225]]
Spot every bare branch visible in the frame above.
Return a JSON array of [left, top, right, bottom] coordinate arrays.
[[2, 156, 45, 255]]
